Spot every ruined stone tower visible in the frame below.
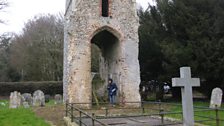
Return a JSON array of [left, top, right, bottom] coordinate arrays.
[[63, 0, 141, 107]]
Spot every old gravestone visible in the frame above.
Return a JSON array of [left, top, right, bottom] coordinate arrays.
[[22, 93, 32, 105], [9, 91, 22, 108], [54, 94, 62, 104], [63, 0, 141, 107], [210, 88, 223, 108], [23, 102, 30, 108], [33, 90, 45, 107], [172, 67, 200, 126]]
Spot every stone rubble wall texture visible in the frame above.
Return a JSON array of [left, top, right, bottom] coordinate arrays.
[[64, 0, 141, 107]]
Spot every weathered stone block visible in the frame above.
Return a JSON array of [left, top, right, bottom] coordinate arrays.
[[54, 94, 63, 104], [22, 93, 32, 105], [9, 91, 22, 108], [33, 90, 45, 107], [210, 88, 223, 108]]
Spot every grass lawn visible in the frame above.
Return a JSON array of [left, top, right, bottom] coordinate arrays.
[[0, 100, 50, 126], [167, 101, 224, 126], [0, 108, 50, 126], [0, 99, 223, 126]]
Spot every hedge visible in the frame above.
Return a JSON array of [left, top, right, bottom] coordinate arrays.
[[0, 81, 63, 96]]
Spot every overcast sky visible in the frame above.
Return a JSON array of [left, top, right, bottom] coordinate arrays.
[[0, 0, 154, 34]]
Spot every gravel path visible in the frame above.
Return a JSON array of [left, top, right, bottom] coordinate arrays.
[[80, 116, 182, 126]]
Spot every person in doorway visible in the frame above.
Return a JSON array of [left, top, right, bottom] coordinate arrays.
[[107, 78, 118, 106]]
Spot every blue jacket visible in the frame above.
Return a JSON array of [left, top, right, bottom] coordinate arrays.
[[107, 83, 118, 96]]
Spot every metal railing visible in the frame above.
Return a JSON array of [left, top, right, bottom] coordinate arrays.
[[66, 102, 108, 126], [193, 105, 224, 126], [65, 101, 224, 126]]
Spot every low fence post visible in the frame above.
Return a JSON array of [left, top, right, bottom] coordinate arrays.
[[142, 101, 145, 114], [65, 102, 68, 117], [71, 103, 74, 122], [92, 113, 95, 126], [158, 101, 164, 124], [142, 107, 145, 114], [160, 108, 164, 124], [105, 108, 108, 117], [79, 111, 82, 126], [215, 105, 219, 126]]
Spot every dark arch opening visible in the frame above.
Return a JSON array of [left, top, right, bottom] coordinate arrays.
[[91, 30, 118, 57], [91, 30, 120, 102], [102, 0, 109, 17]]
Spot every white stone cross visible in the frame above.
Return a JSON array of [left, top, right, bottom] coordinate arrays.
[[172, 67, 200, 126]]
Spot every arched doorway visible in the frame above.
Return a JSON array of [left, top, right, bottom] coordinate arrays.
[[90, 28, 121, 103]]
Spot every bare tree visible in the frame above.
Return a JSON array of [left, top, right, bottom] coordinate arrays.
[[0, 0, 8, 23], [10, 14, 64, 81]]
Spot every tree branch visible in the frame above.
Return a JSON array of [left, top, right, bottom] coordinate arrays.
[[0, 1, 8, 10], [0, 0, 8, 24]]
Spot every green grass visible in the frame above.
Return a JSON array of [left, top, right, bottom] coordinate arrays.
[[0, 100, 8, 109], [0, 100, 50, 126], [0, 108, 50, 126], [167, 101, 224, 126]]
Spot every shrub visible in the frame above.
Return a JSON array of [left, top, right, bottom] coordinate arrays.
[[0, 81, 62, 96]]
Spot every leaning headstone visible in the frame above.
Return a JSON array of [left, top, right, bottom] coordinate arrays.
[[22, 93, 32, 105], [9, 91, 22, 108], [45, 94, 50, 103], [33, 90, 45, 107], [54, 94, 62, 104], [172, 67, 200, 126], [210, 88, 223, 109]]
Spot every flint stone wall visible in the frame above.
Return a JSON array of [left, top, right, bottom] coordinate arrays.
[[64, 0, 141, 107]]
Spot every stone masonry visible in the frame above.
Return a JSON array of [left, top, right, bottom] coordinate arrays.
[[63, 0, 141, 107]]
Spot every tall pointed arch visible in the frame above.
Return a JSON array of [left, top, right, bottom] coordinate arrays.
[[90, 26, 122, 41]]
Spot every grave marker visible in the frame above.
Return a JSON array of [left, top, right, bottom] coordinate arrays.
[[172, 67, 200, 126], [54, 94, 63, 104], [33, 90, 45, 107], [9, 91, 22, 108], [210, 88, 223, 109], [22, 93, 32, 105]]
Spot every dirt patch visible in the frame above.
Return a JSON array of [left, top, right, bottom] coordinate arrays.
[[33, 105, 65, 126]]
